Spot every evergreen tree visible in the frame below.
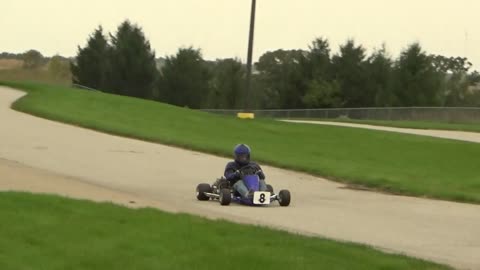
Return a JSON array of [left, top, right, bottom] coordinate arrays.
[[160, 47, 211, 108], [71, 26, 111, 90], [109, 20, 158, 98]]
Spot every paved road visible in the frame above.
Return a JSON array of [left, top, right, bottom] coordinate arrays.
[[1, 87, 479, 269], [282, 120, 480, 143]]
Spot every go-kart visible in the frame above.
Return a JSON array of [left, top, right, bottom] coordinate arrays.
[[196, 164, 291, 207]]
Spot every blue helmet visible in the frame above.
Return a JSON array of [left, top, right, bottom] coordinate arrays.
[[234, 144, 251, 165]]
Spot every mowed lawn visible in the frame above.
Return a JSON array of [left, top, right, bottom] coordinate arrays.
[[2, 81, 480, 203], [0, 192, 450, 270]]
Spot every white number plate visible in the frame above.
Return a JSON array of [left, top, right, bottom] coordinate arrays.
[[253, 192, 271, 205]]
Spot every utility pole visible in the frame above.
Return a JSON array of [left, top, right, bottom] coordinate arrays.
[[242, 0, 257, 116]]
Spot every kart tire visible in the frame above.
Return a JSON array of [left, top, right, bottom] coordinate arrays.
[[278, 190, 291, 207], [196, 183, 212, 201], [219, 188, 232, 206]]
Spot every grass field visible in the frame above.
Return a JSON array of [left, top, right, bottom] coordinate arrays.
[[0, 59, 23, 70], [2, 81, 480, 204], [0, 192, 450, 270], [299, 118, 480, 133], [0, 69, 70, 85]]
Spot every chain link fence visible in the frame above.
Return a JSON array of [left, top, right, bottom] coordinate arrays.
[[202, 107, 480, 123]]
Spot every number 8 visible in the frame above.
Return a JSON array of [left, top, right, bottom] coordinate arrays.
[[259, 193, 266, 203]]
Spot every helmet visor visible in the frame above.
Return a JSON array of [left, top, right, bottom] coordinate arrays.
[[236, 153, 249, 163]]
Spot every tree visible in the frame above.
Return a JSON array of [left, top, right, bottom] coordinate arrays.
[[22, 49, 44, 69], [393, 43, 443, 106], [332, 40, 370, 107], [48, 55, 71, 80], [207, 58, 245, 109], [160, 47, 211, 108], [302, 79, 341, 108], [468, 71, 480, 85], [463, 70, 480, 107], [431, 55, 474, 106], [256, 49, 309, 109], [443, 72, 470, 106], [431, 55, 472, 73], [431, 55, 473, 106], [299, 37, 344, 108], [366, 45, 395, 106], [70, 26, 111, 90], [306, 37, 332, 80], [1, 52, 23, 60], [109, 20, 158, 99]]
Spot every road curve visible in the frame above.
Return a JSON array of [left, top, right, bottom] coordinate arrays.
[[1, 86, 479, 269], [282, 120, 480, 143]]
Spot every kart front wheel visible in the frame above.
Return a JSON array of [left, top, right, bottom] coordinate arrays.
[[278, 190, 291, 207], [219, 188, 232, 206], [196, 183, 212, 201]]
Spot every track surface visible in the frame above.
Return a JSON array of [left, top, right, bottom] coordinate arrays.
[[282, 120, 480, 143], [1, 87, 479, 269]]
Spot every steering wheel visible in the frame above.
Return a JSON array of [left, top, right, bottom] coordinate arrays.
[[238, 164, 259, 176]]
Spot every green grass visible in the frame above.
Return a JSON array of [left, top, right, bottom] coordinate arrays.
[[0, 192, 450, 270], [2, 81, 480, 204], [297, 118, 480, 133]]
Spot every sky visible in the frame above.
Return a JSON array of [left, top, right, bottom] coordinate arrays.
[[1, 0, 479, 69]]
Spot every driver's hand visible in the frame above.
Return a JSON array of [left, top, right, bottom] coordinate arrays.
[[234, 170, 242, 178]]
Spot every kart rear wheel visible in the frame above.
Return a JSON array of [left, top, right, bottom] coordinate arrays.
[[266, 184, 274, 194], [219, 188, 231, 206], [196, 183, 212, 201], [278, 190, 291, 207]]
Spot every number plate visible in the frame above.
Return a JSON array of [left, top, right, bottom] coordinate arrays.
[[253, 192, 271, 205]]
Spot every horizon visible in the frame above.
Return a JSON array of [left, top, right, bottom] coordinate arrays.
[[2, 0, 479, 69]]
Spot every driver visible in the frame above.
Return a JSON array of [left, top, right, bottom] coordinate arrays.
[[224, 144, 267, 198]]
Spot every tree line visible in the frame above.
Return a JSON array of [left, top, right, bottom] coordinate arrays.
[[71, 20, 480, 109], [0, 50, 71, 81]]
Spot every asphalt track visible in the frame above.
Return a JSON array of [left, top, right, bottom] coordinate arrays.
[[1, 86, 479, 269], [282, 120, 480, 143]]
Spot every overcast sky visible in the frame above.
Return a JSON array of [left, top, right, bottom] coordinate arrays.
[[2, 0, 479, 69]]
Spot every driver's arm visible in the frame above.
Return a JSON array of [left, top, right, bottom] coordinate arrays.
[[256, 164, 266, 180], [224, 162, 240, 182]]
